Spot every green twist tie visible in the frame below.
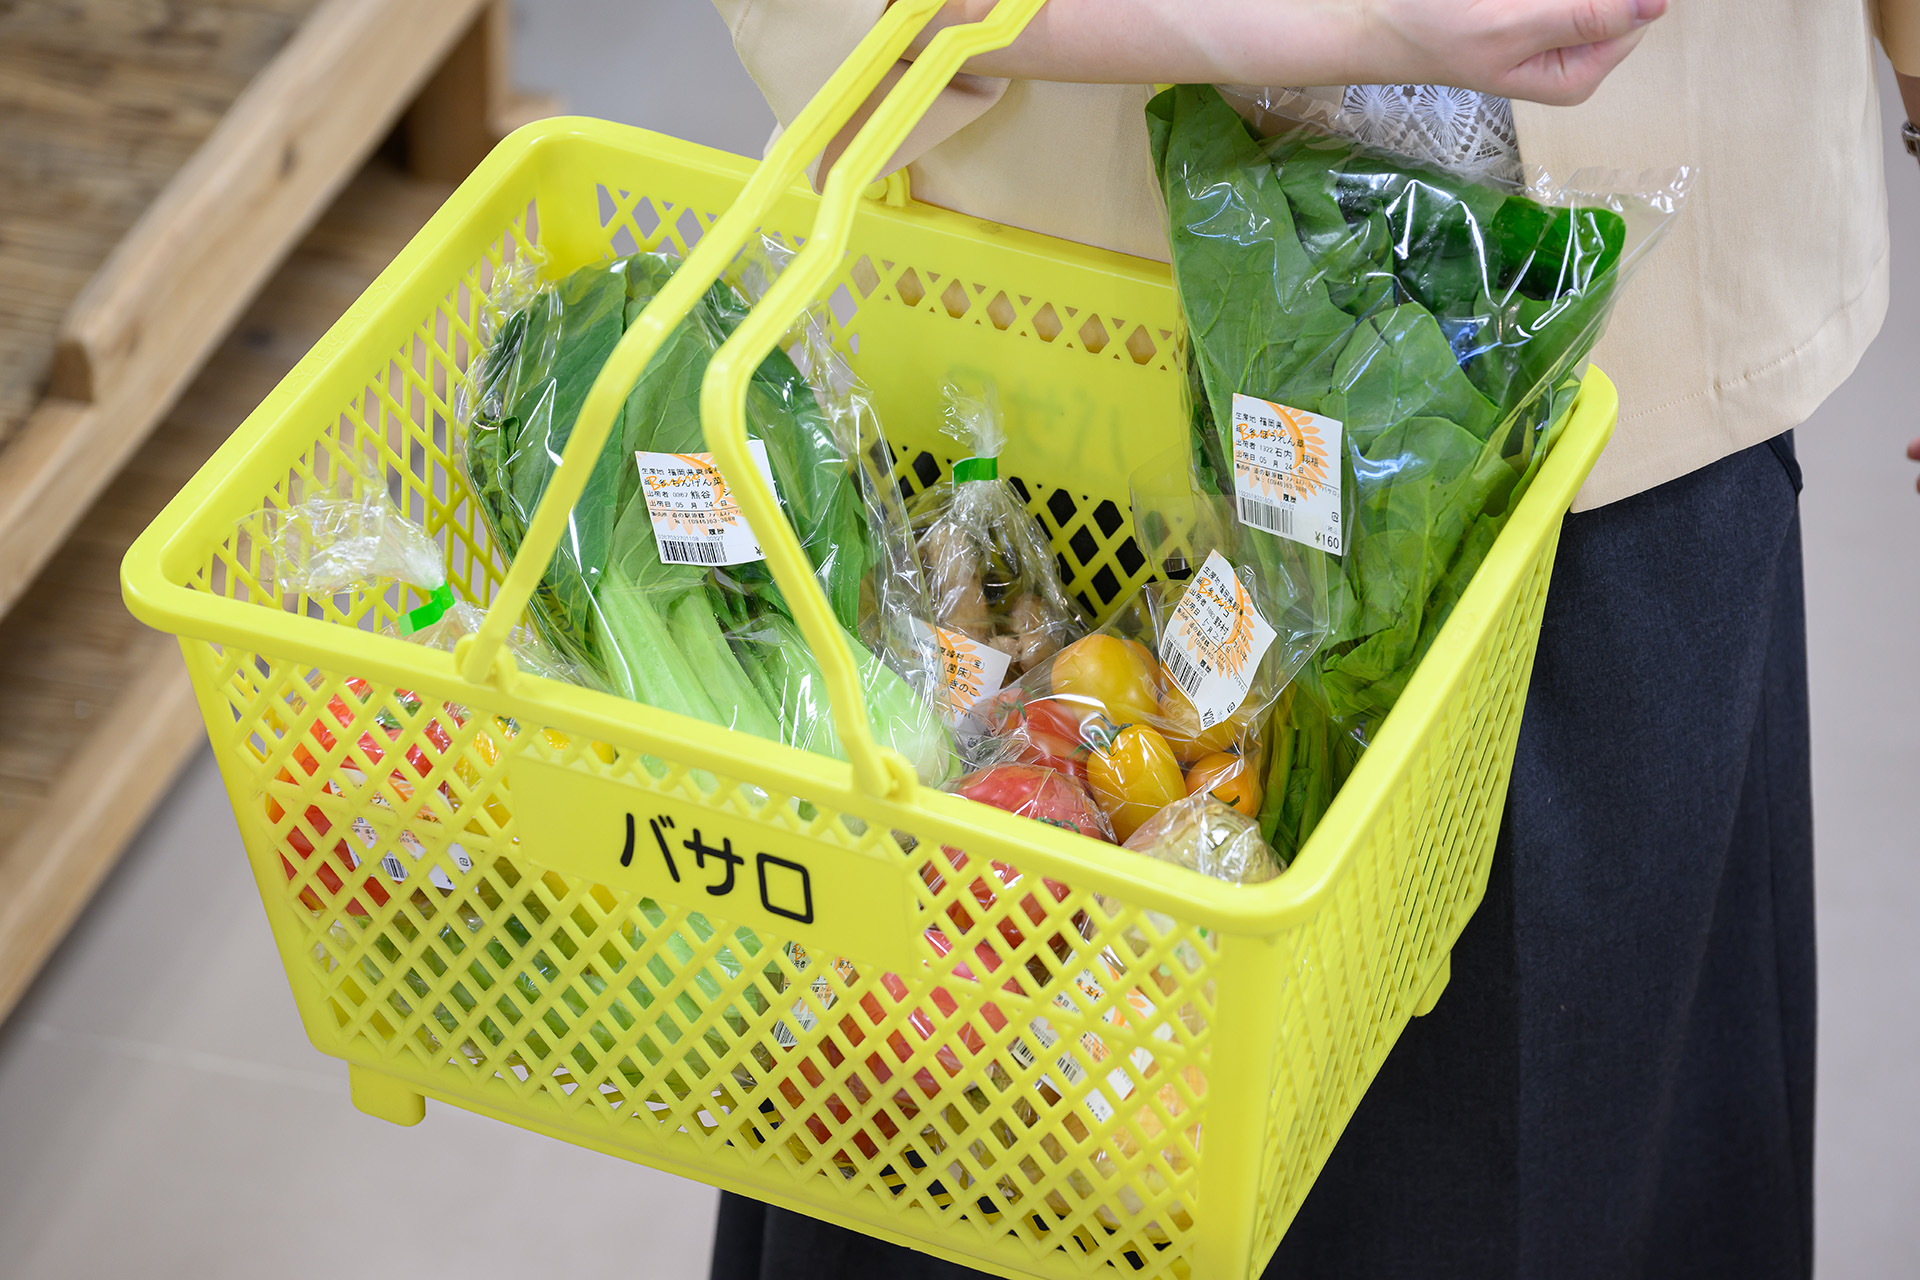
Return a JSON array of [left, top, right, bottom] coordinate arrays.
[[399, 582, 456, 635], [951, 456, 997, 484]]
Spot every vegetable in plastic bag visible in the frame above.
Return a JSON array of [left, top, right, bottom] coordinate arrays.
[[965, 509, 1326, 843], [906, 377, 1086, 697], [258, 494, 444, 598], [950, 762, 1113, 843], [239, 486, 581, 914], [241, 487, 574, 679], [1122, 793, 1282, 885], [1145, 82, 1686, 860], [460, 248, 955, 782]]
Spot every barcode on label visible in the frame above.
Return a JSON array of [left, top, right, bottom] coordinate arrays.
[[1238, 493, 1294, 537], [1162, 646, 1207, 701], [658, 538, 726, 565]]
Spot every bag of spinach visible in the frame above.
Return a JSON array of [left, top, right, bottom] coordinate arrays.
[[1146, 83, 1686, 860]]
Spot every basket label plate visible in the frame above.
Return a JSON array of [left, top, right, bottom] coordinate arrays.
[[509, 755, 919, 973]]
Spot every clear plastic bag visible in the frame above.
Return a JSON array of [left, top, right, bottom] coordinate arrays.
[[725, 603, 958, 787], [256, 494, 445, 599], [1121, 793, 1281, 885], [965, 478, 1327, 845], [1146, 82, 1688, 860], [241, 477, 573, 681], [735, 235, 941, 699], [240, 484, 576, 913], [905, 377, 1087, 707], [1218, 83, 1522, 184], [458, 244, 955, 781], [947, 762, 1113, 844]]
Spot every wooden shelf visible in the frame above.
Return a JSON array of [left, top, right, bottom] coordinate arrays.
[[0, 161, 454, 1023], [0, 0, 492, 624], [0, 0, 321, 444]]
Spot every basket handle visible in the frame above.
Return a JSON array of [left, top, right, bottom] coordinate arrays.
[[701, 0, 1048, 800], [455, 0, 950, 689]]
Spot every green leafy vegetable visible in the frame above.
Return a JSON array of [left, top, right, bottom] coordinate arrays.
[[1147, 84, 1628, 858], [464, 252, 952, 781]]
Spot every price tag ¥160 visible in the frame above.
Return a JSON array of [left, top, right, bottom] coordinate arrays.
[[1230, 392, 1343, 555]]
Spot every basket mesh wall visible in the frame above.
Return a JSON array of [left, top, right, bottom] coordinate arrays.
[[182, 172, 1223, 1278], [1248, 543, 1555, 1261]]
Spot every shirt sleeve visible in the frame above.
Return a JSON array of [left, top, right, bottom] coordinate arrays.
[[1873, 0, 1920, 74], [710, 0, 1009, 182]]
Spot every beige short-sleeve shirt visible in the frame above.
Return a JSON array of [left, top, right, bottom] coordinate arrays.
[[713, 0, 1918, 510]]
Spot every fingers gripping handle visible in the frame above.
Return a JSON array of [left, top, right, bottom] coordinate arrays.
[[455, 0, 951, 688], [699, 0, 1049, 800]]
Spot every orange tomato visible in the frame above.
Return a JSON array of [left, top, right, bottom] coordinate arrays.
[[1119, 637, 1162, 691], [1185, 751, 1263, 816], [1157, 684, 1245, 763], [1087, 723, 1186, 842], [1051, 634, 1160, 728]]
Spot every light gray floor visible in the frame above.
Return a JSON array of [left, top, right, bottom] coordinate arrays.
[[0, 6, 1914, 1277], [1795, 68, 1920, 1272]]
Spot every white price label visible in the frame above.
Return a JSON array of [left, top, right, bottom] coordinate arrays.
[[1231, 393, 1343, 554], [909, 618, 1013, 718], [635, 439, 782, 567], [1160, 551, 1278, 728]]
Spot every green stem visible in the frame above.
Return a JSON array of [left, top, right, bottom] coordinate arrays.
[[666, 591, 782, 742]]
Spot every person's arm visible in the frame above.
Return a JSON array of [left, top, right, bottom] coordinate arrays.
[[905, 0, 1667, 106], [1873, 3, 1920, 489], [1901, 72, 1920, 123]]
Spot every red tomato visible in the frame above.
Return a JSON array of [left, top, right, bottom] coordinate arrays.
[[952, 764, 1112, 842], [978, 692, 1090, 780]]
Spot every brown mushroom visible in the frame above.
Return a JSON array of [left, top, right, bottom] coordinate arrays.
[[922, 521, 991, 634], [1008, 591, 1064, 673]]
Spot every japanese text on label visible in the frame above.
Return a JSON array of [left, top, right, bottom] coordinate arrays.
[[635, 438, 782, 567], [1160, 550, 1278, 728], [1231, 393, 1343, 554], [621, 812, 815, 923], [909, 618, 1012, 717]]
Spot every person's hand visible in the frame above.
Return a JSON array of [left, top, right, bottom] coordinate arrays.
[[913, 0, 1667, 107], [1353, 0, 1669, 105]]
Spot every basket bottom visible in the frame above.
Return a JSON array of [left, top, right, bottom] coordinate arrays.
[[349, 1063, 425, 1126]]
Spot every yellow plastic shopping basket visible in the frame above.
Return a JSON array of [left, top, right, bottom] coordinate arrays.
[[122, 3, 1618, 1276]]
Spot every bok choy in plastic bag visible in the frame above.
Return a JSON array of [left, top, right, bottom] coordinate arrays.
[[459, 247, 955, 783]]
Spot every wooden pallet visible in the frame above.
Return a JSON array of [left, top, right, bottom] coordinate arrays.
[[0, 0, 320, 444], [0, 1, 316, 439], [0, 161, 455, 1021], [0, 0, 493, 621]]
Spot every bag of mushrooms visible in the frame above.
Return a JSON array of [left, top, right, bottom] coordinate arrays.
[[906, 378, 1087, 717]]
